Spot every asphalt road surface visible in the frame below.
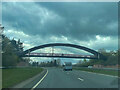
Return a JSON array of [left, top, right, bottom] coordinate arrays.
[[31, 67, 119, 88]]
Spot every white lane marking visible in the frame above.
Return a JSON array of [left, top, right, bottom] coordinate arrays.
[[31, 70, 48, 90], [78, 78, 84, 81]]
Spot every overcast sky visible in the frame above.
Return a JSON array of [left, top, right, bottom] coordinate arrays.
[[2, 2, 118, 63]]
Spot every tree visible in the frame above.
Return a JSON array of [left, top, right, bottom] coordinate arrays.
[[83, 59, 87, 63], [2, 35, 24, 67], [53, 60, 57, 66], [78, 60, 83, 64]]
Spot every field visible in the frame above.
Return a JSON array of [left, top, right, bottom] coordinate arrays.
[[2, 67, 43, 88]]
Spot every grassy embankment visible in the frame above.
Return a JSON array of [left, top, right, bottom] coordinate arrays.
[[73, 67, 118, 76], [2, 67, 43, 88]]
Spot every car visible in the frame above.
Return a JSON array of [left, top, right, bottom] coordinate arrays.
[[63, 62, 72, 71], [88, 66, 93, 68]]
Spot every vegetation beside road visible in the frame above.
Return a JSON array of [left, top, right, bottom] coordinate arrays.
[[2, 35, 31, 67], [73, 67, 118, 77], [75, 48, 119, 67], [2, 67, 43, 88], [73, 48, 119, 77]]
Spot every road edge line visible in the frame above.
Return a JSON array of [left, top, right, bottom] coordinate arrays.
[[31, 69, 48, 89]]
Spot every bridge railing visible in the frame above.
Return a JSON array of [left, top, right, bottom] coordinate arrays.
[[25, 53, 96, 58]]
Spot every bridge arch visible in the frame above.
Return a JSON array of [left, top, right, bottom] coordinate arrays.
[[21, 43, 105, 60]]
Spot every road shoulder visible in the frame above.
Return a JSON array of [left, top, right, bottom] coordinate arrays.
[[12, 68, 47, 88]]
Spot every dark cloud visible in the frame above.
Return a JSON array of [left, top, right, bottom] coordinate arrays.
[[37, 2, 118, 38], [2, 2, 118, 42], [2, 2, 118, 54]]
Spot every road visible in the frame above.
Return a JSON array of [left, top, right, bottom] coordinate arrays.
[[31, 67, 119, 88]]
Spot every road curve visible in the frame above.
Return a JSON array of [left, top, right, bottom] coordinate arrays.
[[33, 67, 118, 88]]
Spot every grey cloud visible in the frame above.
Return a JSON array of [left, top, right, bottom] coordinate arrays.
[[3, 2, 118, 41], [37, 2, 118, 38], [2, 2, 118, 52]]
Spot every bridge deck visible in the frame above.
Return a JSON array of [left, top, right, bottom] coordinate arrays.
[[23, 53, 97, 59]]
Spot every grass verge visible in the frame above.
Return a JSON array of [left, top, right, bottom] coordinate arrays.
[[2, 67, 43, 88], [73, 67, 118, 77]]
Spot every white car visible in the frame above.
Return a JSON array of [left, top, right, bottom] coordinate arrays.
[[63, 62, 72, 71], [88, 66, 93, 68]]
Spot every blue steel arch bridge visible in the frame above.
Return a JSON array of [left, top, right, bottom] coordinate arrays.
[[18, 43, 106, 60]]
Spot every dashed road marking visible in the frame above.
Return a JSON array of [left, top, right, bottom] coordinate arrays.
[[78, 78, 84, 81]]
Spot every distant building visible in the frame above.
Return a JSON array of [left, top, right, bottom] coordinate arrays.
[[104, 64, 119, 68], [93, 64, 103, 68], [93, 64, 120, 68]]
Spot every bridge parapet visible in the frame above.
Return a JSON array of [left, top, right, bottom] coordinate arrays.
[[22, 53, 97, 59]]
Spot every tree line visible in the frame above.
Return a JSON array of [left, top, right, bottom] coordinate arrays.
[[2, 34, 61, 67], [75, 48, 119, 67], [2, 34, 119, 67], [2, 34, 29, 67], [31, 59, 61, 67]]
